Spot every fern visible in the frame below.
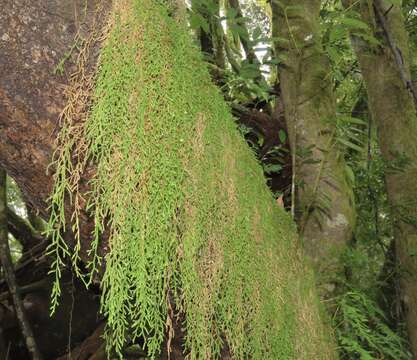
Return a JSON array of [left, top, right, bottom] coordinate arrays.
[[46, 0, 333, 358], [334, 289, 411, 359]]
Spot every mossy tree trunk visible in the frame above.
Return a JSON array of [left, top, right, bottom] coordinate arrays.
[[342, 0, 417, 355], [271, 0, 355, 294]]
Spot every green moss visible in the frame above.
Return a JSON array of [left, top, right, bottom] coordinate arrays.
[[47, 0, 335, 358]]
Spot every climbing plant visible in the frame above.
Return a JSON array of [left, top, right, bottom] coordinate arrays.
[[46, 0, 333, 358]]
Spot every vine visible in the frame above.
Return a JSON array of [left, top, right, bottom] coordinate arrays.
[[47, 0, 333, 358]]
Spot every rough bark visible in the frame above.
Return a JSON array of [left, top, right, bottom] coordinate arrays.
[[271, 0, 355, 293], [342, 0, 417, 355], [54, 323, 106, 360], [0, 0, 110, 264]]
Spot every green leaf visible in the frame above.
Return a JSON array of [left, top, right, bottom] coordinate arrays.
[[252, 27, 263, 41], [240, 63, 261, 79], [205, 0, 219, 15], [229, 23, 249, 41], [190, 12, 209, 33], [226, 7, 237, 20], [271, 36, 291, 45], [353, 32, 380, 46], [345, 164, 355, 186], [337, 137, 363, 152], [339, 17, 369, 31], [338, 115, 367, 125], [278, 129, 287, 143], [329, 25, 346, 43], [263, 163, 283, 174], [263, 58, 282, 66], [327, 46, 341, 63]]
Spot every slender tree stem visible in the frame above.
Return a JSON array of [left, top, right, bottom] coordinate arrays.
[[0, 169, 43, 360]]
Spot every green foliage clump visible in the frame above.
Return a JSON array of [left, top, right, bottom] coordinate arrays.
[[334, 290, 411, 359], [47, 0, 332, 358]]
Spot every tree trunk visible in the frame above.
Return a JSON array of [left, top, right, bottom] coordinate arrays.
[[0, 0, 110, 264], [342, 0, 417, 355], [271, 0, 355, 294]]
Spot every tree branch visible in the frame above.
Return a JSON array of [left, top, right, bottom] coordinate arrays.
[[0, 168, 43, 360], [7, 206, 42, 251], [0, 278, 49, 302]]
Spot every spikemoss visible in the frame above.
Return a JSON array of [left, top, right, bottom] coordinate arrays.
[[47, 0, 336, 358]]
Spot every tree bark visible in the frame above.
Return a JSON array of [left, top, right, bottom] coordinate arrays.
[[0, 0, 110, 264], [271, 0, 355, 294], [342, 0, 417, 355]]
